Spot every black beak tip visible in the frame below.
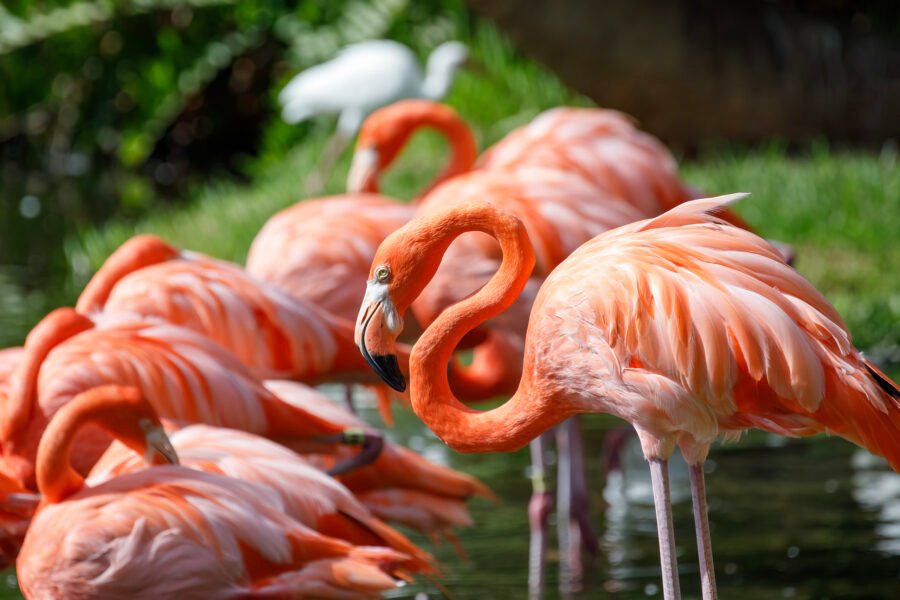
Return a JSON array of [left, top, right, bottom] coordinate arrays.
[[365, 352, 407, 393]]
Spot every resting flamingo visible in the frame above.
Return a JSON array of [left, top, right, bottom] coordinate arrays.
[[248, 102, 476, 318], [356, 197, 900, 600], [0, 309, 380, 490], [17, 385, 404, 599], [89, 421, 435, 575], [76, 234, 389, 385]]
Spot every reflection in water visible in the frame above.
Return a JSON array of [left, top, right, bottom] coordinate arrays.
[[1, 392, 900, 599], [851, 450, 900, 555], [602, 428, 690, 587]]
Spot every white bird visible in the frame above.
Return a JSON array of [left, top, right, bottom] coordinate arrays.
[[279, 39, 469, 193]]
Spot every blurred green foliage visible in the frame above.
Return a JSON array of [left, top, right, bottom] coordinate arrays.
[[0, 0, 465, 283]]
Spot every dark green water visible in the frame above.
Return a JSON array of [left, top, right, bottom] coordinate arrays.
[[376, 408, 900, 600], [3, 397, 899, 599]]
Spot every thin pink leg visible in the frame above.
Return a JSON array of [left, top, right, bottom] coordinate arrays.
[[528, 431, 554, 599], [555, 417, 596, 594], [689, 463, 717, 600], [648, 458, 681, 600]]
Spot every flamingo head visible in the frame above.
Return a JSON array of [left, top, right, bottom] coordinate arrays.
[[348, 99, 465, 194], [355, 213, 453, 391], [93, 386, 179, 467]]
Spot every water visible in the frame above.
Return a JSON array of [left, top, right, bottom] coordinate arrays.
[[2, 396, 899, 598], [378, 411, 900, 599]]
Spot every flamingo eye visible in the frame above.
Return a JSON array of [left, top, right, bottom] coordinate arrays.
[[374, 265, 391, 283]]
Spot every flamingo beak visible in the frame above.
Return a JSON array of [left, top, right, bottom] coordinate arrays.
[[356, 287, 406, 392], [347, 147, 378, 193], [144, 425, 179, 466]]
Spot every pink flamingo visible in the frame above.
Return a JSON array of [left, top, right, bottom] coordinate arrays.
[[76, 234, 387, 385], [247, 102, 476, 320], [356, 197, 900, 600], [0, 309, 379, 490], [89, 421, 435, 574], [17, 385, 405, 599]]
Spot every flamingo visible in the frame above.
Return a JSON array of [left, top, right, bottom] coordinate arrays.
[[247, 104, 478, 324], [245, 140, 475, 418], [76, 234, 387, 385], [279, 39, 468, 192], [355, 197, 900, 600], [17, 385, 405, 599], [0, 309, 381, 490], [88, 422, 435, 574], [246, 195, 417, 325]]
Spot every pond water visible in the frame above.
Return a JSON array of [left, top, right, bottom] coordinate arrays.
[[1, 391, 898, 599], [377, 406, 900, 600]]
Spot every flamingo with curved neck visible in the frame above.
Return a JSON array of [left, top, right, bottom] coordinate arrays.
[[34, 385, 177, 503], [357, 197, 900, 600], [76, 233, 397, 385], [347, 99, 477, 198], [18, 385, 404, 598], [0, 308, 94, 442]]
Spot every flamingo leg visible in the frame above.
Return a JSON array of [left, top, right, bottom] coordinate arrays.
[[315, 430, 384, 476], [343, 384, 356, 413], [688, 463, 717, 600], [648, 458, 681, 600], [555, 417, 596, 594], [528, 431, 554, 599]]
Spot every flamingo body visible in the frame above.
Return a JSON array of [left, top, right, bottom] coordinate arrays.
[[247, 195, 414, 323], [0, 313, 343, 488], [77, 235, 367, 382], [479, 107, 693, 214]]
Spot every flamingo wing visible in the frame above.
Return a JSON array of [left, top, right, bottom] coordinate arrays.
[[532, 197, 900, 466]]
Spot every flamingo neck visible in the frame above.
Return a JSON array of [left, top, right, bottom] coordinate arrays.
[[408, 206, 567, 452], [0, 309, 94, 441], [36, 386, 152, 503], [76, 235, 180, 313], [369, 103, 477, 199]]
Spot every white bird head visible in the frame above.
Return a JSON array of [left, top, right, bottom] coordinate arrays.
[[422, 41, 469, 100]]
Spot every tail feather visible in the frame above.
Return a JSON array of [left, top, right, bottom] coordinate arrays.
[[865, 359, 900, 402], [817, 359, 900, 472], [246, 555, 399, 598], [319, 509, 436, 574]]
